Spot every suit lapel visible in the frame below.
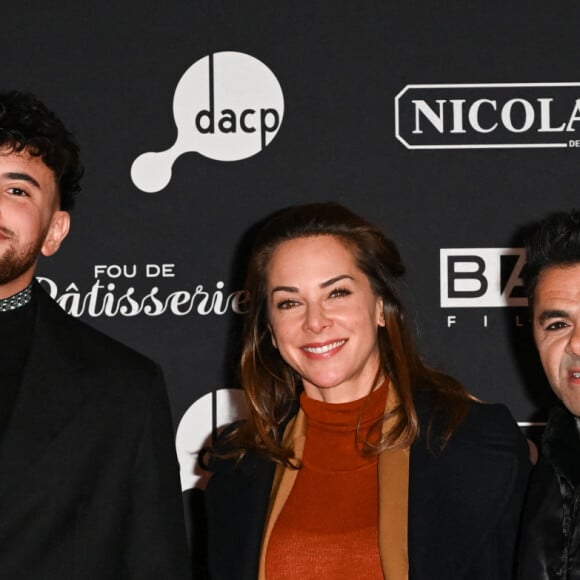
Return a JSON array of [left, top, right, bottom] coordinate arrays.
[[378, 384, 410, 580], [0, 284, 90, 495], [258, 411, 307, 580]]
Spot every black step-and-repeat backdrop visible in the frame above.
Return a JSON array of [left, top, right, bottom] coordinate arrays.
[[5, 2, 580, 499]]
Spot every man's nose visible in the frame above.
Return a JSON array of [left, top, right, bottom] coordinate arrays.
[[566, 324, 580, 356]]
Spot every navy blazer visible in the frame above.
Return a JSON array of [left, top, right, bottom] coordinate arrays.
[[0, 283, 191, 580], [205, 393, 530, 579]]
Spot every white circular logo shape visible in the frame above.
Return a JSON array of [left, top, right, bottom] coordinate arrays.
[[131, 51, 285, 193], [175, 388, 248, 491]]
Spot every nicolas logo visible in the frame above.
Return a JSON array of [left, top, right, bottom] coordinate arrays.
[[131, 51, 284, 193], [395, 82, 580, 150]]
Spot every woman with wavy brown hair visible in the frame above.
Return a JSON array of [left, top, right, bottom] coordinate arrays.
[[205, 202, 530, 580]]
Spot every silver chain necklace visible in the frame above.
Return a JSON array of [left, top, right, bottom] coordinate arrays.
[[0, 285, 33, 313]]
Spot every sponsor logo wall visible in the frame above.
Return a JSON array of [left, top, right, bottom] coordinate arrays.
[[4, 0, 577, 520]]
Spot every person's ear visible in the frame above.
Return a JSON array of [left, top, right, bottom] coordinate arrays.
[[41, 211, 70, 257], [376, 297, 386, 327]]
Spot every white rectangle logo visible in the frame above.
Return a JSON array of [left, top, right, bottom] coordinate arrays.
[[440, 248, 527, 307], [395, 82, 580, 150]]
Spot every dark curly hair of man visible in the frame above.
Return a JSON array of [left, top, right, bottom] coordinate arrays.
[[524, 209, 580, 308], [0, 91, 83, 210]]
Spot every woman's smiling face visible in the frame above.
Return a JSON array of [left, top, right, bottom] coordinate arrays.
[[266, 234, 385, 403]]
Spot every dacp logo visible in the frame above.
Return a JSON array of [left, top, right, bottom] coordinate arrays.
[[395, 82, 580, 150], [131, 51, 284, 193], [440, 248, 527, 307]]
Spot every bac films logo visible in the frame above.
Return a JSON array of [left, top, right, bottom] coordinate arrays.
[[440, 248, 529, 329], [395, 82, 580, 149], [440, 248, 527, 308], [131, 51, 284, 193]]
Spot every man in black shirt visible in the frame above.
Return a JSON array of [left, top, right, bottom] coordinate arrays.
[[0, 92, 191, 580], [519, 210, 580, 578]]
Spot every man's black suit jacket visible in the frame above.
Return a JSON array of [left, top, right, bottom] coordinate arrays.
[[0, 283, 191, 579]]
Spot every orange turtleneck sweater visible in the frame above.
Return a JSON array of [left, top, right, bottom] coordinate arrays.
[[265, 384, 388, 579]]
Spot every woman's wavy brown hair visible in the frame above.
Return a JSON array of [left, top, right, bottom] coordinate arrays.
[[233, 202, 471, 466]]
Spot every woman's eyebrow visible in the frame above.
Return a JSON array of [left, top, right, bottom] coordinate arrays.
[[320, 274, 354, 288]]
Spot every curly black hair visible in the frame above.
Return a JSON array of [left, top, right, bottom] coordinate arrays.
[[524, 209, 580, 307], [0, 91, 83, 210]]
